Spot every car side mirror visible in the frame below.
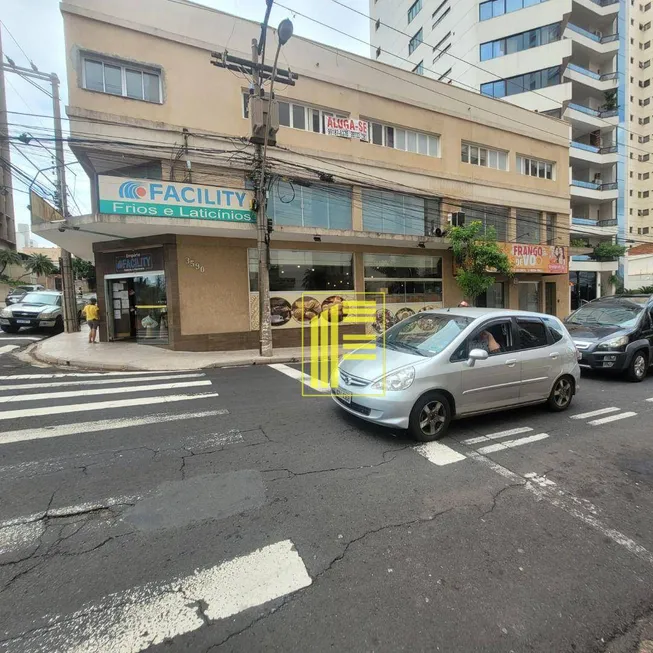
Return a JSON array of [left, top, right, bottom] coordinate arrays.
[[467, 348, 489, 367]]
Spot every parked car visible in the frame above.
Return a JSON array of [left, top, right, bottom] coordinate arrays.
[[564, 294, 653, 382], [332, 308, 581, 442], [4, 284, 45, 306], [0, 290, 66, 333]]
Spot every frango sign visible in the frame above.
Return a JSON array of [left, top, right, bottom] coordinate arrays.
[[97, 176, 256, 223]]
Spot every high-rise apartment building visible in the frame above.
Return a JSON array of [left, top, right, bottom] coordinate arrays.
[[372, 0, 652, 302]]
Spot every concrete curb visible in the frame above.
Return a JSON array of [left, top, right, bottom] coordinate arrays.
[[28, 340, 303, 372]]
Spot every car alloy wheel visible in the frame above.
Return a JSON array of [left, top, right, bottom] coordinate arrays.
[[634, 354, 647, 379], [552, 378, 572, 409], [419, 400, 447, 437]]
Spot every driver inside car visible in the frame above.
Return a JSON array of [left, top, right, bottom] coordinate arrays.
[[470, 329, 502, 354]]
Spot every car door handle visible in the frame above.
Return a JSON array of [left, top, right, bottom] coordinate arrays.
[[505, 359, 517, 367], [549, 353, 559, 359]]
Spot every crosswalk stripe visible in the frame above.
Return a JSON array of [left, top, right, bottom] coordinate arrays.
[[0, 345, 19, 355], [0, 380, 212, 404], [463, 426, 533, 445], [477, 433, 549, 454], [5, 540, 312, 652], [0, 409, 229, 446], [269, 363, 330, 393], [570, 407, 621, 420], [588, 411, 637, 426], [0, 372, 205, 391], [0, 370, 190, 380], [414, 441, 467, 466], [0, 392, 220, 421]]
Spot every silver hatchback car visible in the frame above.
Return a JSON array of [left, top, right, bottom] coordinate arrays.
[[332, 308, 581, 442]]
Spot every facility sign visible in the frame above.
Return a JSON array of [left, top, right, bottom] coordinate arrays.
[[500, 244, 568, 274], [324, 116, 369, 141], [97, 176, 256, 224], [112, 248, 164, 274]]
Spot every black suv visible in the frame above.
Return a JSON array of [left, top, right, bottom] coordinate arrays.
[[564, 294, 653, 382]]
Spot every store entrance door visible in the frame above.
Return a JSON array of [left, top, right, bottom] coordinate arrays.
[[106, 273, 168, 344]]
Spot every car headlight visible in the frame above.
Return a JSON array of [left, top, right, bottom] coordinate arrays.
[[598, 335, 629, 350], [371, 366, 415, 391], [0, 308, 12, 318], [37, 308, 56, 319]]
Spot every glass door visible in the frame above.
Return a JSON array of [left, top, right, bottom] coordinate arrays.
[[133, 274, 168, 344], [518, 282, 540, 312]]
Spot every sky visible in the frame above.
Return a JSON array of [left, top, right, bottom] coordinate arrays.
[[0, 0, 370, 249]]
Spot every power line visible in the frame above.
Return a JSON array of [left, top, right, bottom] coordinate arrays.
[[0, 20, 36, 68]]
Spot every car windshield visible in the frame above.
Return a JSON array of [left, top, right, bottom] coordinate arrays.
[[21, 293, 60, 306], [380, 313, 473, 357], [567, 302, 643, 327]]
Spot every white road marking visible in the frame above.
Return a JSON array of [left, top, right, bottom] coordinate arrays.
[[588, 411, 637, 426], [468, 451, 653, 567], [0, 522, 44, 556], [269, 363, 330, 394], [0, 345, 19, 355], [0, 336, 43, 340], [477, 433, 549, 454], [463, 426, 533, 446], [4, 539, 312, 653], [570, 407, 621, 420], [0, 379, 212, 404], [0, 392, 220, 421], [414, 441, 467, 466], [0, 370, 190, 380], [0, 372, 205, 391], [0, 409, 229, 446]]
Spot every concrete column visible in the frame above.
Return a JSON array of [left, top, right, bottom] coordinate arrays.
[[352, 187, 363, 231], [596, 270, 602, 298]]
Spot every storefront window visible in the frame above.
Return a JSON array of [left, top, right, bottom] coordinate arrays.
[[518, 281, 540, 311], [477, 282, 505, 308], [362, 190, 440, 236], [363, 254, 443, 304], [248, 249, 354, 292]]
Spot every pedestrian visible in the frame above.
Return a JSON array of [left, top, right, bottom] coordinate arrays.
[[82, 298, 100, 344], [458, 300, 469, 307]]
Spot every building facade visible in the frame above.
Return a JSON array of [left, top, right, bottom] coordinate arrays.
[[372, 0, 653, 307], [35, 0, 570, 351]]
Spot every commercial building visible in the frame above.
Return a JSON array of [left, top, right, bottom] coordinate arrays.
[[34, 0, 570, 351], [372, 0, 653, 308]]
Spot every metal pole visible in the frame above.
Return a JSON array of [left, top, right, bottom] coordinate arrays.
[[51, 74, 78, 333], [0, 28, 16, 249], [252, 38, 273, 357]]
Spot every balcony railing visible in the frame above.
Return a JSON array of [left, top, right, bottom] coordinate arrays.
[[600, 144, 618, 153], [567, 102, 619, 118], [571, 180, 618, 190], [566, 63, 619, 82], [572, 217, 618, 226], [567, 24, 619, 43], [587, 0, 619, 6], [571, 141, 600, 152]]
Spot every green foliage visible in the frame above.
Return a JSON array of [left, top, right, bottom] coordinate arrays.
[[449, 221, 513, 305], [0, 249, 22, 276], [24, 253, 58, 277], [570, 238, 590, 248], [603, 89, 617, 111], [72, 257, 95, 280], [591, 242, 627, 261]]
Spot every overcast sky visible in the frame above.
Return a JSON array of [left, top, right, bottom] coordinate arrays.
[[0, 0, 370, 248]]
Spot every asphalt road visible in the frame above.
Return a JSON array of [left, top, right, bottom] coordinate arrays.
[[1, 352, 653, 652]]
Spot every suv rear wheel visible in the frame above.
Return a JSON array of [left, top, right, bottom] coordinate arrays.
[[547, 376, 574, 412], [626, 350, 648, 382]]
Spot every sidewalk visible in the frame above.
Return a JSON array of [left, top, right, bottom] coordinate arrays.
[[28, 326, 307, 371]]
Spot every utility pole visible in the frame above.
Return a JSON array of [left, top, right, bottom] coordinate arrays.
[[0, 60, 79, 332], [210, 8, 295, 357], [0, 28, 16, 250]]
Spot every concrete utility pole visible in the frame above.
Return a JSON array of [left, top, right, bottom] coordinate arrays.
[[0, 60, 79, 332], [210, 5, 295, 357], [0, 28, 16, 250]]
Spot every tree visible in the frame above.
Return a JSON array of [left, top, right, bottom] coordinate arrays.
[[0, 249, 22, 277], [602, 89, 617, 112], [591, 242, 627, 261], [24, 253, 58, 278], [72, 258, 95, 281], [449, 221, 513, 305]]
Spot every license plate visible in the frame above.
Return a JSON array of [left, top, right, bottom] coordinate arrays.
[[334, 388, 352, 404], [16, 320, 31, 324]]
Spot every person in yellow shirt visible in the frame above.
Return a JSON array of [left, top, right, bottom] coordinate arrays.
[[82, 298, 100, 343]]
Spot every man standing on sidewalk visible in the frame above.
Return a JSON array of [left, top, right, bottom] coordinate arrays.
[[82, 298, 100, 344]]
